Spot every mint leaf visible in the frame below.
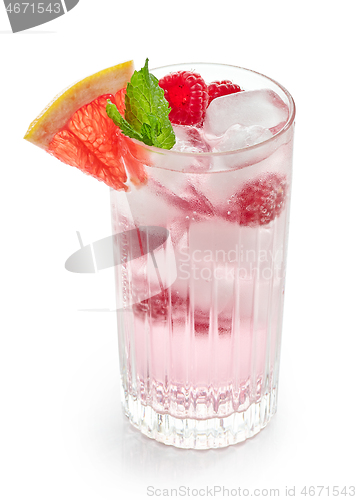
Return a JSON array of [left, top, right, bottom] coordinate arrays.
[[141, 113, 162, 145], [106, 100, 143, 142], [106, 58, 175, 150]]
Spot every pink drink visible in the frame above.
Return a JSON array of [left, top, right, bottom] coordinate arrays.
[[111, 63, 295, 448]]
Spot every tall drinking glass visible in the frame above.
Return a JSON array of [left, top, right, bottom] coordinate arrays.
[[111, 63, 295, 449]]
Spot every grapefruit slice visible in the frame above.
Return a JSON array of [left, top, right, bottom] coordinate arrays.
[[24, 60, 147, 191]]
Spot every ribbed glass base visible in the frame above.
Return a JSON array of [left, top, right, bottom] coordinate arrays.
[[122, 387, 278, 449]]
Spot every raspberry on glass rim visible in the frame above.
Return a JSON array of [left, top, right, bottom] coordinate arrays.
[[158, 70, 209, 126], [208, 80, 243, 105]]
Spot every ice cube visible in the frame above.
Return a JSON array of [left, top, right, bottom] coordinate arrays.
[[148, 176, 215, 221], [154, 125, 211, 172], [211, 124, 273, 152], [203, 89, 289, 136], [173, 220, 238, 314], [172, 220, 274, 315], [173, 220, 284, 318], [172, 125, 210, 153]]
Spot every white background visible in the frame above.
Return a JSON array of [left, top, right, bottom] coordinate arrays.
[[1, 1, 356, 499]]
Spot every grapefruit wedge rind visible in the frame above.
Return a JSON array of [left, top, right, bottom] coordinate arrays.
[[24, 60, 135, 150]]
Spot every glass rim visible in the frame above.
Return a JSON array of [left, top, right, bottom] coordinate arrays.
[[131, 62, 296, 158]]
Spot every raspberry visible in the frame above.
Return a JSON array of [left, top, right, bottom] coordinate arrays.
[[159, 71, 209, 126], [133, 291, 231, 336], [224, 173, 287, 226], [133, 289, 188, 321], [208, 80, 243, 105]]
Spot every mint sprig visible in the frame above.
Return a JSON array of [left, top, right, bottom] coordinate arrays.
[[106, 59, 175, 150]]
